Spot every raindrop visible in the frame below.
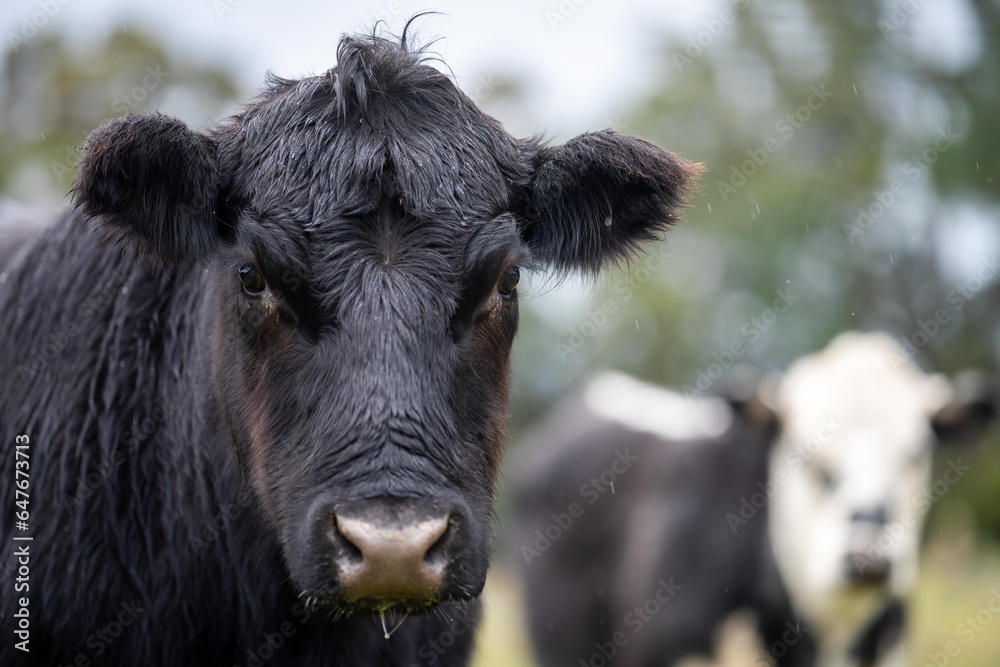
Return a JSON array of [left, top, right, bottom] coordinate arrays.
[[379, 609, 407, 639]]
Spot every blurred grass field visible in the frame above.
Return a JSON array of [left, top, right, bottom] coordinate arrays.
[[473, 538, 1000, 667]]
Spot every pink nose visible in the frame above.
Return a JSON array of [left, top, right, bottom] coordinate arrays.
[[328, 500, 452, 605]]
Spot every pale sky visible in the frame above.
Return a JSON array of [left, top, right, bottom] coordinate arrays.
[[0, 0, 727, 139]]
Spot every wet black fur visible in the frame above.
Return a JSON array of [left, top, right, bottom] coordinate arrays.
[[0, 26, 699, 667]]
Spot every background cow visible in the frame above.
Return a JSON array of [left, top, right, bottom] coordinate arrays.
[[0, 28, 700, 666], [512, 332, 994, 667]]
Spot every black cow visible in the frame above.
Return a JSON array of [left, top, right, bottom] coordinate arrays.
[[512, 333, 994, 667], [0, 201, 44, 270], [0, 29, 700, 667]]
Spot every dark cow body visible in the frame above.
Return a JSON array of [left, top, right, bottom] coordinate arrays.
[[0, 201, 46, 270], [512, 383, 815, 667], [0, 29, 699, 667], [513, 342, 994, 667]]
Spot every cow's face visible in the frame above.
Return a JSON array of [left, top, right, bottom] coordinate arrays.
[[72, 35, 700, 615], [766, 332, 992, 630]]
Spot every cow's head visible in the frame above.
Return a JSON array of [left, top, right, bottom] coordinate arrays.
[[761, 332, 994, 631], [72, 33, 700, 614]]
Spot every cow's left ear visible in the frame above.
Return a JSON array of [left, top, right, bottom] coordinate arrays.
[[521, 130, 702, 272], [931, 371, 996, 446], [73, 113, 221, 267], [718, 365, 780, 431]]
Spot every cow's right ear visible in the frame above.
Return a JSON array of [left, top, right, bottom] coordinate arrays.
[[73, 113, 221, 267], [931, 371, 996, 446], [519, 130, 702, 272]]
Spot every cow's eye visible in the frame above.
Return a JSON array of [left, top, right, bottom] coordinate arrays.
[[238, 265, 266, 294], [816, 465, 837, 492], [497, 265, 520, 296]]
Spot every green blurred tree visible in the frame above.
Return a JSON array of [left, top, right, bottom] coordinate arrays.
[[0, 29, 240, 202], [511, 0, 1000, 537]]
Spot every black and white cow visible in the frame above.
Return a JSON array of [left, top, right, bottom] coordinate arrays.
[[512, 332, 994, 667], [0, 29, 700, 666]]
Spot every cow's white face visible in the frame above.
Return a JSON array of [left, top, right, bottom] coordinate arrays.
[[767, 332, 951, 640]]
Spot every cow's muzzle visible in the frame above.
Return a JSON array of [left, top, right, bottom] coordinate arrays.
[[310, 497, 472, 609]]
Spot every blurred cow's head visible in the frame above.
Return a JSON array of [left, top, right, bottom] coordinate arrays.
[[762, 332, 993, 631]]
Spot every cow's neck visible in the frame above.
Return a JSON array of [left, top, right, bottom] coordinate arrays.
[[808, 598, 905, 667]]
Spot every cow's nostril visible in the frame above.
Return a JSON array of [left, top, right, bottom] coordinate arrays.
[[327, 515, 364, 569], [850, 505, 889, 526], [423, 517, 454, 569], [330, 501, 452, 606]]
